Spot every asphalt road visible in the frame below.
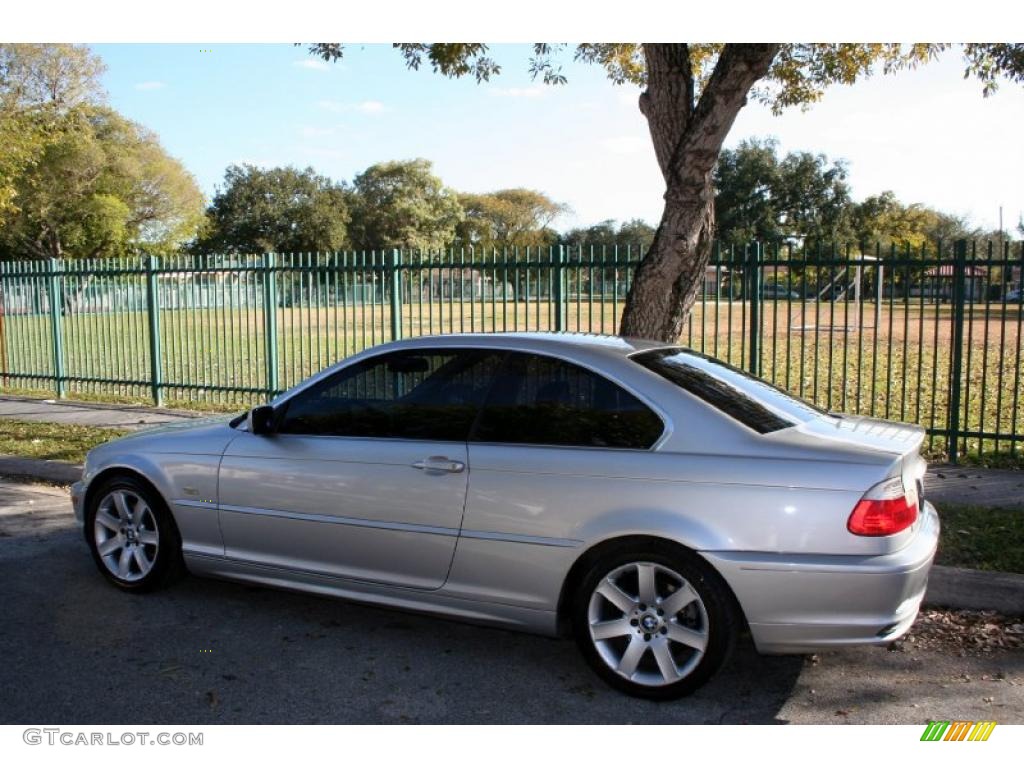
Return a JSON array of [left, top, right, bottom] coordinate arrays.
[[1, 480, 1021, 725]]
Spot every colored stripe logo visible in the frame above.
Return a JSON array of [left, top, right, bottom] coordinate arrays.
[[921, 720, 996, 741]]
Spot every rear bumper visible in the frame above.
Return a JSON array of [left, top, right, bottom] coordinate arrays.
[[702, 501, 939, 654]]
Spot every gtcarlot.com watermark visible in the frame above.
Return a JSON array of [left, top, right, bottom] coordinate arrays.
[[23, 729, 203, 746]]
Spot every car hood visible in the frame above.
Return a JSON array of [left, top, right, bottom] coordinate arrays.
[[93, 415, 239, 455]]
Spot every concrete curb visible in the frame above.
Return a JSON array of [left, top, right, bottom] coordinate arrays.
[[1, 454, 1021, 616], [0, 455, 82, 485], [924, 565, 1024, 615]]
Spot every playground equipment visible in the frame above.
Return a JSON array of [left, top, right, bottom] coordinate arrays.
[[789, 254, 881, 332]]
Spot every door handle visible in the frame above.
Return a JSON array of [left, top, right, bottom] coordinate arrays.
[[411, 456, 466, 474]]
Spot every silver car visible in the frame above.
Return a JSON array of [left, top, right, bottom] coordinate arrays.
[[72, 333, 939, 699]]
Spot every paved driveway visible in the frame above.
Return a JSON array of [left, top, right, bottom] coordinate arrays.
[[1, 481, 1021, 725]]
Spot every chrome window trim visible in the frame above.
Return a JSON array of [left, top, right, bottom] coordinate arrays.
[[266, 341, 673, 451]]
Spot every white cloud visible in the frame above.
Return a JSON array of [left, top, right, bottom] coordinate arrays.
[[134, 81, 165, 91], [298, 125, 336, 138], [490, 86, 545, 98], [600, 135, 647, 155], [316, 99, 387, 115], [354, 100, 385, 114], [294, 58, 329, 71]]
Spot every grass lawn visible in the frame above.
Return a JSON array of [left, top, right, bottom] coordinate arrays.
[[0, 419, 126, 464], [936, 503, 1024, 573]]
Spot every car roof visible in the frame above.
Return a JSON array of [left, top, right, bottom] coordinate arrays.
[[383, 332, 670, 359]]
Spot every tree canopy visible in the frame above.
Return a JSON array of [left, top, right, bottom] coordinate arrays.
[[562, 218, 656, 250], [714, 138, 852, 245], [0, 107, 204, 260], [455, 188, 566, 250], [195, 164, 350, 255], [347, 159, 463, 252], [0, 44, 204, 260]]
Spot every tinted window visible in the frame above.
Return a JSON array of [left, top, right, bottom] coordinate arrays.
[[472, 352, 663, 449], [633, 348, 825, 434], [279, 349, 504, 440]]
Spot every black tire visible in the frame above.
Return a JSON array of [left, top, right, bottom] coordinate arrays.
[[571, 541, 738, 700], [84, 475, 185, 593]]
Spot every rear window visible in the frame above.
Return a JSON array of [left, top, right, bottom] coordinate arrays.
[[633, 348, 827, 434]]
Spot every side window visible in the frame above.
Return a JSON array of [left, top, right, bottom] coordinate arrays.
[[472, 352, 663, 449], [278, 349, 504, 441]]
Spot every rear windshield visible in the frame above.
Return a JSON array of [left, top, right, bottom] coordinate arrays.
[[632, 348, 828, 434]]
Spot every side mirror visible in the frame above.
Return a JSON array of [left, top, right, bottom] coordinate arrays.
[[248, 405, 277, 435]]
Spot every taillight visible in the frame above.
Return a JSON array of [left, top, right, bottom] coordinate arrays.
[[848, 477, 918, 536]]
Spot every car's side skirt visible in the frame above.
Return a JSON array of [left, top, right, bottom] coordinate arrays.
[[184, 551, 560, 636]]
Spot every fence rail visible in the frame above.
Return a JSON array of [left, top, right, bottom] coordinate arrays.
[[1, 240, 1022, 464]]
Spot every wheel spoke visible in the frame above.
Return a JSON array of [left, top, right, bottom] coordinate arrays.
[[617, 636, 647, 677], [133, 502, 150, 527], [666, 622, 708, 652], [95, 510, 121, 533], [98, 537, 122, 557], [112, 491, 131, 521], [138, 530, 158, 546], [596, 579, 636, 614], [659, 582, 699, 617], [591, 618, 633, 641], [636, 563, 657, 605], [117, 548, 133, 578], [652, 640, 682, 683], [133, 547, 152, 573]]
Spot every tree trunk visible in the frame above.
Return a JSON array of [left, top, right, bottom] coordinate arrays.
[[619, 44, 780, 342]]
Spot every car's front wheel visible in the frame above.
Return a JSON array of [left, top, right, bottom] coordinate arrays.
[[572, 543, 738, 699], [85, 476, 184, 592]]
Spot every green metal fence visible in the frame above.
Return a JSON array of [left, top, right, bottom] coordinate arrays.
[[1, 240, 1022, 463]]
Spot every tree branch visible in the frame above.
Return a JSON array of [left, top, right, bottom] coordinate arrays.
[[639, 44, 694, 182], [667, 44, 780, 198]]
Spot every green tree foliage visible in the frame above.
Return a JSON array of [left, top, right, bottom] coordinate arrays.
[[0, 44, 106, 217], [0, 45, 203, 260], [714, 138, 852, 246], [562, 218, 656, 250], [348, 159, 463, 251], [714, 139, 785, 244], [455, 188, 566, 250], [0, 107, 204, 260], [195, 164, 350, 255]]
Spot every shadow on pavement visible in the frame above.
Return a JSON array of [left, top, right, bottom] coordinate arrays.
[[0, 524, 803, 724]]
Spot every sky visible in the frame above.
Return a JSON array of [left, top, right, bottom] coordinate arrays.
[[91, 43, 1024, 233]]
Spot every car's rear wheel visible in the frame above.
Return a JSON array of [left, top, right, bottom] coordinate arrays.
[[85, 476, 184, 592], [572, 544, 738, 699]]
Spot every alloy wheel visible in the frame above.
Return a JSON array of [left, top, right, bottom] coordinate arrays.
[[92, 489, 160, 582], [586, 561, 709, 687]]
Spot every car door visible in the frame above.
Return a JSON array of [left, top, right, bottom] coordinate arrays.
[[218, 348, 505, 590], [459, 351, 666, 546]]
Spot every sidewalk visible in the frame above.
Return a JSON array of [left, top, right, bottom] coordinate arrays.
[[1, 394, 1020, 509], [0, 395, 201, 430]]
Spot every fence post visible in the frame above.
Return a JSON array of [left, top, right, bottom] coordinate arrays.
[[47, 258, 66, 399], [747, 242, 762, 376], [145, 255, 163, 406], [262, 253, 279, 398], [389, 248, 403, 341], [947, 240, 968, 463], [553, 244, 567, 332]]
